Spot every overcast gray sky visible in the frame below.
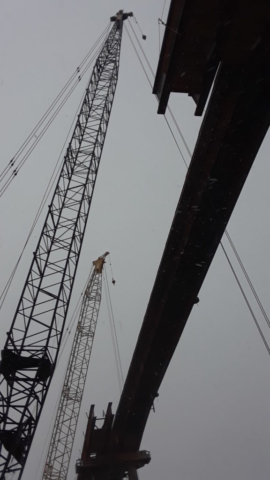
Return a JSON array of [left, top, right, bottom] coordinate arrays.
[[0, 1, 270, 479]]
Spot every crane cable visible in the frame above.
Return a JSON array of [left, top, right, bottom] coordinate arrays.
[[125, 19, 270, 356], [108, 254, 115, 282], [0, 23, 111, 197], [103, 267, 124, 391], [221, 244, 270, 356], [125, 22, 188, 165], [158, 0, 168, 52], [127, 17, 270, 349], [128, 18, 192, 158], [0, 95, 82, 310], [0, 23, 110, 183], [0, 31, 111, 311], [225, 230, 270, 329], [57, 266, 94, 365], [124, 25, 187, 167], [0, 42, 104, 197], [103, 271, 122, 392], [105, 267, 124, 386], [104, 266, 124, 390]]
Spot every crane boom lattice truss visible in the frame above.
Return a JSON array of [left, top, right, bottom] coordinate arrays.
[[0, 16, 124, 480], [43, 253, 108, 480]]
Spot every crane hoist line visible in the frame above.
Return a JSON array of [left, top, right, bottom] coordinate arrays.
[[0, 10, 132, 480], [43, 252, 109, 480]]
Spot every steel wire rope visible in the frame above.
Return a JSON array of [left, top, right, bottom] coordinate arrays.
[[0, 26, 111, 197], [104, 269, 123, 391], [0, 78, 81, 197], [225, 230, 270, 328], [124, 24, 187, 166], [108, 254, 115, 281], [0, 34, 109, 310], [127, 17, 270, 320], [125, 21, 270, 355], [158, 0, 168, 52], [103, 272, 122, 392], [104, 267, 124, 386], [128, 18, 192, 158], [0, 23, 110, 185], [221, 244, 270, 356], [0, 56, 89, 197], [158, 0, 168, 53], [0, 88, 85, 310], [0, 27, 110, 193], [127, 18, 269, 296], [103, 270, 123, 392], [132, 15, 145, 37], [57, 266, 94, 365], [161, 0, 168, 19]]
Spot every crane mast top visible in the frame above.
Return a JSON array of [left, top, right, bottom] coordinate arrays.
[[110, 10, 133, 23], [93, 252, 109, 273]]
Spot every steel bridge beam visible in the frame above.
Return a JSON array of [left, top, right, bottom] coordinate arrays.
[[113, 49, 270, 454], [78, 54, 270, 479], [76, 3, 270, 478]]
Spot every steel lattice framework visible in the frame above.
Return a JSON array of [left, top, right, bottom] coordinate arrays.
[[0, 15, 124, 479], [43, 253, 108, 480]]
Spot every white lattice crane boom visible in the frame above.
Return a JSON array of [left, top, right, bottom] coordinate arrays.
[[43, 252, 109, 480]]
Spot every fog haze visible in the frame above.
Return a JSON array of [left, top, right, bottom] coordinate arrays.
[[0, 1, 270, 479]]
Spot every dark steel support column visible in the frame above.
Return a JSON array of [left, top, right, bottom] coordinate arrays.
[[128, 467, 139, 480]]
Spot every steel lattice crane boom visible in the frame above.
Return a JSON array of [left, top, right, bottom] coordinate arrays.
[[43, 252, 108, 480], [0, 10, 132, 479]]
